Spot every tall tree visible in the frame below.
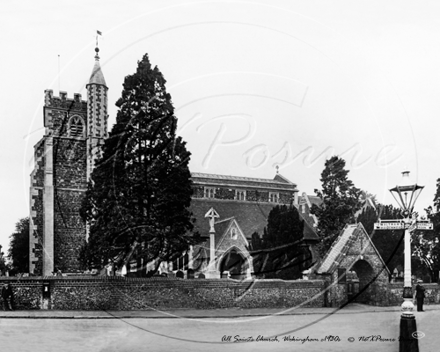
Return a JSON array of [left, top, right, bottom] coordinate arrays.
[[80, 54, 199, 274], [311, 156, 362, 256], [7, 217, 29, 274], [0, 244, 7, 275], [250, 205, 311, 280], [414, 178, 440, 282]]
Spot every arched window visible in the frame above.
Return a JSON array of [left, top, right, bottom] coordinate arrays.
[[69, 116, 84, 137]]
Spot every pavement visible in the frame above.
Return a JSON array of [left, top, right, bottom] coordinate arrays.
[[1, 303, 440, 319]]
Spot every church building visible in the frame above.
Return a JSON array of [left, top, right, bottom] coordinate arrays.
[[29, 49, 320, 278], [155, 173, 320, 279], [29, 48, 108, 276]]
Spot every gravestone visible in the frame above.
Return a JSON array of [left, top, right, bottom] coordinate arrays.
[[176, 270, 184, 279]]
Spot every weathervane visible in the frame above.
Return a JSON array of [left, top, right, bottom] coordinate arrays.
[[96, 30, 102, 48]]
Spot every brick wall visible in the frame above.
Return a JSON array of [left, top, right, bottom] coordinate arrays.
[[388, 283, 440, 306], [0, 277, 325, 310]]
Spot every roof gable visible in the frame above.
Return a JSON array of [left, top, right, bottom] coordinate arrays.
[[273, 173, 293, 184], [216, 218, 249, 250], [315, 223, 390, 275], [297, 193, 321, 229]]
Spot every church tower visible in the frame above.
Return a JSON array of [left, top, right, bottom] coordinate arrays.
[[29, 48, 108, 276]]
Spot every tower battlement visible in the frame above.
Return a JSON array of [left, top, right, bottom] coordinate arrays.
[[44, 89, 87, 112]]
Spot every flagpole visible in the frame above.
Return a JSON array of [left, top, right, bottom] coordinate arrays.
[[58, 54, 60, 93]]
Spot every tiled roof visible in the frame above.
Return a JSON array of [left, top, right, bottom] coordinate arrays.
[[297, 193, 322, 230], [317, 224, 357, 273], [190, 198, 319, 243], [315, 223, 390, 275], [190, 199, 272, 240], [191, 172, 297, 188], [212, 218, 233, 246], [299, 213, 320, 242], [298, 194, 323, 207], [306, 195, 322, 206]]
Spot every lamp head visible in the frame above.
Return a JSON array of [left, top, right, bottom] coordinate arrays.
[[389, 170, 423, 217]]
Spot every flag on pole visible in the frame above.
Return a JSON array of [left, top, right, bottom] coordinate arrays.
[[97, 30, 102, 36]]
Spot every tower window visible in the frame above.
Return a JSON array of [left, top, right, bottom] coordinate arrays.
[[69, 116, 84, 137], [204, 187, 216, 199]]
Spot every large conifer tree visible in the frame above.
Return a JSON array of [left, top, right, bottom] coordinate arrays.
[[80, 54, 198, 273], [311, 156, 362, 256]]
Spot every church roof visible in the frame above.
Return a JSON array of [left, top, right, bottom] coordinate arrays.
[[299, 212, 320, 243], [190, 198, 319, 243], [88, 48, 107, 87], [191, 172, 298, 191], [190, 199, 271, 240], [297, 193, 322, 230]]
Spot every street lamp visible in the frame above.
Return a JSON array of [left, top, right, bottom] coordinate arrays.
[[389, 170, 423, 352]]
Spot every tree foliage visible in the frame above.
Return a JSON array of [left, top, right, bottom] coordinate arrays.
[[415, 178, 440, 281], [311, 156, 362, 256], [250, 205, 312, 280], [357, 204, 404, 273], [80, 54, 199, 273], [7, 217, 29, 274], [0, 245, 6, 275]]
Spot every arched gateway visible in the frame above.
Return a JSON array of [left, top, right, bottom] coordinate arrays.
[[314, 223, 391, 307], [219, 246, 250, 279]]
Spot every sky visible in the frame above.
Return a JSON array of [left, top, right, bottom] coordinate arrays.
[[1, 0, 440, 254]]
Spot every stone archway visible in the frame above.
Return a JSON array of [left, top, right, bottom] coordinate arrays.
[[351, 259, 376, 303], [315, 224, 392, 307], [219, 248, 248, 279]]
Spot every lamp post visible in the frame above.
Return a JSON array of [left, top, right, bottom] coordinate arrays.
[[389, 170, 423, 352]]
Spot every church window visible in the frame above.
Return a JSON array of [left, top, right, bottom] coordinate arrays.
[[269, 192, 279, 203], [231, 228, 238, 239], [235, 190, 246, 201], [204, 187, 216, 198], [69, 116, 84, 137]]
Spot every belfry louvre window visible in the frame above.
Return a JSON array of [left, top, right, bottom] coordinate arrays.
[[204, 187, 216, 199], [69, 116, 84, 137]]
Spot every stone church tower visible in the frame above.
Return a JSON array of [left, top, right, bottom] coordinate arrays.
[[29, 48, 108, 276]]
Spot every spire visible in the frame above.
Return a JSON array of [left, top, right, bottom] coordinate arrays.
[[88, 47, 107, 87]]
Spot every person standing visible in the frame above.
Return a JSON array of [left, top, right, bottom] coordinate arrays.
[[415, 280, 426, 312], [1, 283, 14, 311]]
